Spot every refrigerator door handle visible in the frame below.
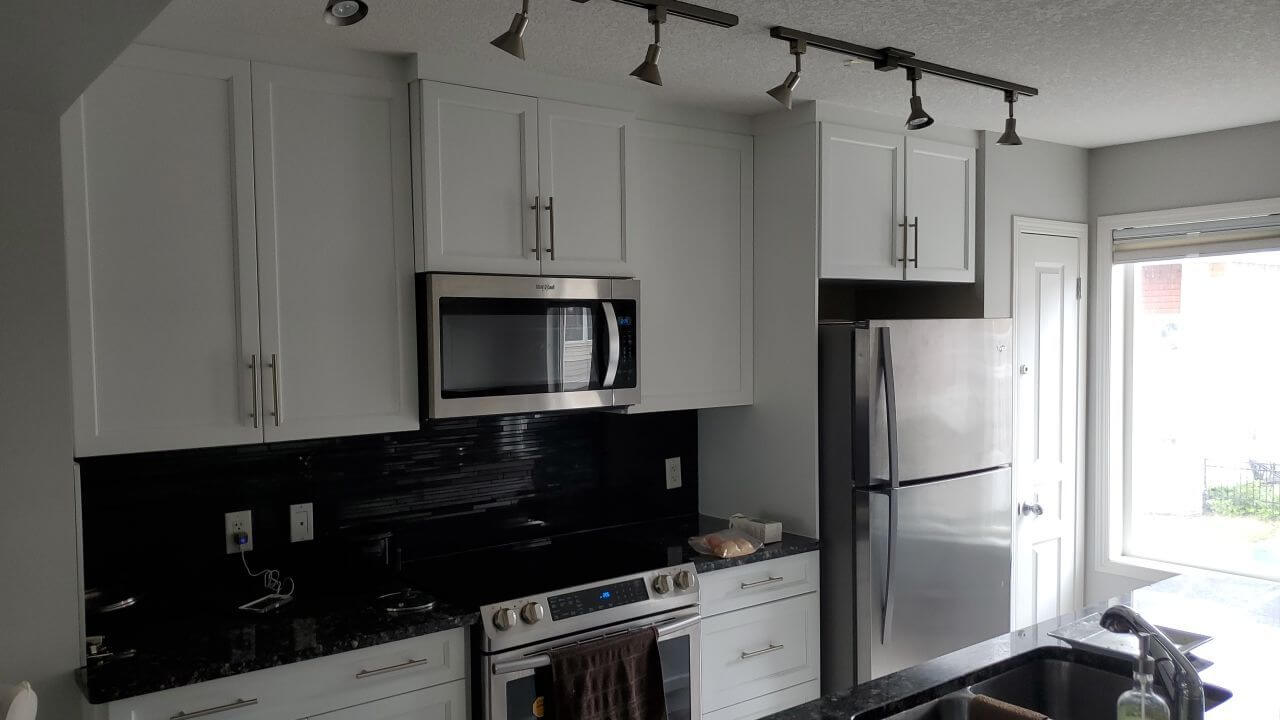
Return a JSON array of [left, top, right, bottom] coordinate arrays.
[[879, 326, 900, 645]]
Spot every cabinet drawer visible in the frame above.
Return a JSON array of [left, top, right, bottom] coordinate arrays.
[[701, 593, 820, 713], [106, 629, 466, 720], [699, 552, 818, 616], [701, 680, 819, 720]]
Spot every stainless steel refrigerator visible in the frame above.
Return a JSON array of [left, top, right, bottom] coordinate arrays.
[[819, 319, 1014, 690]]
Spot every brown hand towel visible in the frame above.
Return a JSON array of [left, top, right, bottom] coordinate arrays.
[[548, 627, 668, 720], [969, 694, 1050, 720]]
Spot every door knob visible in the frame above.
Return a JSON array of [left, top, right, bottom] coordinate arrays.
[[1019, 364, 1030, 375], [1020, 502, 1044, 517]]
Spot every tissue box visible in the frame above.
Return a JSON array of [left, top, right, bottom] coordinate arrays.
[[729, 514, 782, 544]]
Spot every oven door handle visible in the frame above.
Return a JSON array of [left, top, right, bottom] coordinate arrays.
[[490, 613, 700, 676], [602, 301, 620, 389]]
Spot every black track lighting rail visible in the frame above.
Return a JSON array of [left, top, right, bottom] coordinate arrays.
[[569, 0, 739, 29], [769, 26, 1037, 97]]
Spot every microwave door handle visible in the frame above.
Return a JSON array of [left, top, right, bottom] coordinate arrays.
[[602, 301, 620, 388]]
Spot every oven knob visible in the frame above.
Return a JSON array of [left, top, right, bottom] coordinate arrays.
[[652, 574, 672, 595], [520, 602, 545, 625], [492, 607, 517, 631], [674, 570, 696, 591]]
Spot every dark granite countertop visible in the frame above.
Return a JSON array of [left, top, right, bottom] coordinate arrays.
[[78, 513, 817, 704], [761, 573, 1280, 719]]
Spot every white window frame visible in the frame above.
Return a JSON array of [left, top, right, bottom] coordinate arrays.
[[1091, 197, 1280, 581]]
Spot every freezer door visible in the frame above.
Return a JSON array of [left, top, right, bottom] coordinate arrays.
[[860, 319, 1013, 484], [858, 468, 1012, 681]]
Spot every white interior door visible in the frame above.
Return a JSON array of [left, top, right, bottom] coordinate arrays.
[[904, 137, 975, 283], [1012, 218, 1087, 630], [819, 124, 905, 281], [62, 46, 264, 456], [537, 99, 633, 277], [253, 64, 418, 442]]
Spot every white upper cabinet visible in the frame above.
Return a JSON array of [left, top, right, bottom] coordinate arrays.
[[820, 124, 905, 281], [536, 99, 631, 276], [414, 81, 542, 276], [818, 126, 975, 283], [625, 123, 753, 413], [251, 64, 418, 442], [62, 46, 263, 456], [414, 81, 633, 277], [904, 137, 976, 282]]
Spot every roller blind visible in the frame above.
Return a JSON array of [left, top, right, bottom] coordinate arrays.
[[1111, 213, 1280, 263]]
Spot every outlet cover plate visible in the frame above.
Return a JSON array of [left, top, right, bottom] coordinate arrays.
[[290, 502, 314, 543], [665, 457, 682, 490], [225, 509, 253, 554]]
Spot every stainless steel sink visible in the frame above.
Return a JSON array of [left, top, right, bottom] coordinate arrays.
[[858, 654, 1232, 720]]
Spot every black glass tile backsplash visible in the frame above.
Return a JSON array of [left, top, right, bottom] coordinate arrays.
[[77, 410, 697, 592]]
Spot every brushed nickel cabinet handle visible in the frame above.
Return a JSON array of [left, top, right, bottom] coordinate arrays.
[[910, 215, 919, 267], [170, 698, 258, 719], [545, 196, 556, 261], [897, 215, 910, 264], [741, 643, 784, 659], [248, 354, 259, 428], [530, 195, 542, 256], [268, 353, 281, 426], [355, 657, 431, 680], [740, 575, 784, 590]]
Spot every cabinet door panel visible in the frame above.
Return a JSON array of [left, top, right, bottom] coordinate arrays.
[[624, 122, 752, 412], [308, 680, 466, 720], [62, 46, 263, 456], [820, 124, 904, 281], [415, 81, 542, 275], [905, 137, 975, 283], [253, 64, 417, 442], [537, 99, 632, 276]]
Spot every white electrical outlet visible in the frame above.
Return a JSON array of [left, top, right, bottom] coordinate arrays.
[[665, 457, 682, 490], [224, 510, 253, 554], [289, 502, 314, 543]]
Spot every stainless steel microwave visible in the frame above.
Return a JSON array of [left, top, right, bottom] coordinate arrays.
[[417, 273, 639, 419]]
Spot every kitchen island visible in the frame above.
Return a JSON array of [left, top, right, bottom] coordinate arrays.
[[765, 573, 1280, 719]]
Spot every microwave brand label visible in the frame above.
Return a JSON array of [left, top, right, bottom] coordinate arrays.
[[536, 283, 556, 291]]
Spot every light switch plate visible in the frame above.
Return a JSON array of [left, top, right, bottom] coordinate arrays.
[[289, 502, 314, 543], [665, 457, 682, 490], [224, 510, 253, 554]]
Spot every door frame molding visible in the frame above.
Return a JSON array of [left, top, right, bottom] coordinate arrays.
[[1010, 216, 1089, 622]]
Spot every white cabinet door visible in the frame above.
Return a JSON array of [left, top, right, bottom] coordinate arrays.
[[414, 81, 542, 275], [625, 122, 753, 412], [252, 64, 418, 442], [308, 679, 467, 720], [904, 137, 975, 283], [701, 593, 820, 714], [536, 99, 632, 277], [62, 46, 264, 456], [819, 124, 905, 281]]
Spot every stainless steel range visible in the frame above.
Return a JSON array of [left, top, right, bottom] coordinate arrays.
[[478, 563, 701, 720]]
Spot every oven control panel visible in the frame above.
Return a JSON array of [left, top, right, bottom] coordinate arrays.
[[480, 563, 699, 651]]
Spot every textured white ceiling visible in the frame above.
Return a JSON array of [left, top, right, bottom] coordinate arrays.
[[140, 0, 1280, 148]]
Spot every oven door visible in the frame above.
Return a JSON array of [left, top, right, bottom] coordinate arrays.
[[421, 274, 639, 419], [484, 610, 700, 720]]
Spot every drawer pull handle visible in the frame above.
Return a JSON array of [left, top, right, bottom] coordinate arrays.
[[170, 698, 258, 719], [741, 643, 785, 659], [355, 657, 431, 679], [740, 575, 784, 590]]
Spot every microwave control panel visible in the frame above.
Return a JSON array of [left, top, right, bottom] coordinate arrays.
[[614, 301, 637, 388]]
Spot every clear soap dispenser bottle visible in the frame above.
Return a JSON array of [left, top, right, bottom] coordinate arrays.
[[1117, 632, 1171, 720]]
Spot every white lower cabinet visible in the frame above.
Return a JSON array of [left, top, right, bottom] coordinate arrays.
[[99, 629, 466, 720], [699, 552, 820, 720], [306, 679, 467, 720]]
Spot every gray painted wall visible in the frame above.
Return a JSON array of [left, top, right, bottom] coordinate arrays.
[[1085, 120, 1280, 603], [981, 132, 1089, 319], [0, 1, 172, 714]]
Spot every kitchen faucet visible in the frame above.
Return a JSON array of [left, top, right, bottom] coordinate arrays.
[[1101, 605, 1205, 720]]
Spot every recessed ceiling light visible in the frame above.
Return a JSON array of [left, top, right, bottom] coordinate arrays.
[[324, 0, 368, 27]]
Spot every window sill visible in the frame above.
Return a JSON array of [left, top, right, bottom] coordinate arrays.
[[1096, 552, 1180, 583]]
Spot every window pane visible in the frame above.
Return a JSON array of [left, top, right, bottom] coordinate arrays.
[[1124, 250, 1280, 579]]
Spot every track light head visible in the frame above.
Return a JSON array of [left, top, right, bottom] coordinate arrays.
[[767, 40, 806, 109], [491, 0, 531, 59], [324, 0, 368, 27], [631, 7, 666, 86], [904, 68, 934, 129], [997, 91, 1023, 145]]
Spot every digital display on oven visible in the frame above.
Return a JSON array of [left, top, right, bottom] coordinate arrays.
[[547, 578, 648, 620]]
